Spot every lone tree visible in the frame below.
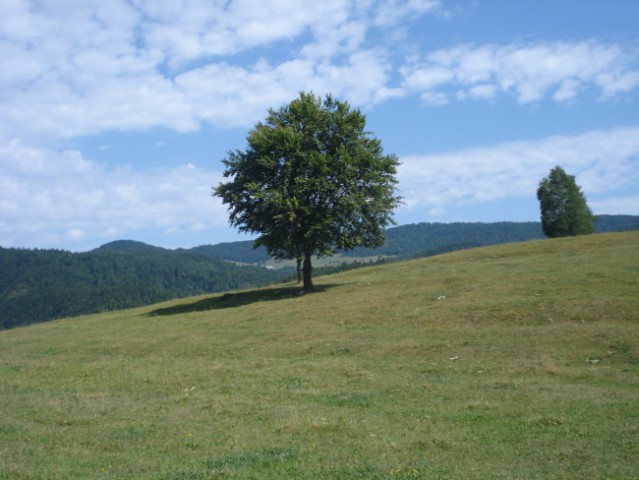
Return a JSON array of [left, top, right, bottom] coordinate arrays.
[[536, 165, 595, 237], [214, 92, 401, 292]]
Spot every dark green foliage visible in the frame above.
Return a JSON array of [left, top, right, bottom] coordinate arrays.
[[343, 221, 546, 257], [188, 241, 270, 264], [94, 239, 166, 253], [0, 244, 286, 329], [593, 214, 639, 232], [97, 221, 630, 270], [214, 92, 401, 292], [537, 166, 595, 237], [200, 216, 638, 262], [343, 216, 637, 259]]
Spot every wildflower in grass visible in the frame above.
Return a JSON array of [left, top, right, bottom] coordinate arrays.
[[100, 465, 113, 478], [391, 466, 421, 478], [185, 432, 198, 449]]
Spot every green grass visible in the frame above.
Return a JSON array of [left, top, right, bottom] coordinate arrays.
[[1, 232, 638, 479]]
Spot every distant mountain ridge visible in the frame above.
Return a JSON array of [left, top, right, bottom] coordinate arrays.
[[93, 239, 167, 253], [1, 215, 637, 329], [185, 215, 639, 263]]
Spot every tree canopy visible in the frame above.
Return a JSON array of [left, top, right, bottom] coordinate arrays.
[[214, 92, 401, 292], [536, 165, 595, 237]]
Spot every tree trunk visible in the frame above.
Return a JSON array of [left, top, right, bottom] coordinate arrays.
[[296, 257, 303, 284], [302, 255, 314, 293]]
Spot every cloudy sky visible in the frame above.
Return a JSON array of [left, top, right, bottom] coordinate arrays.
[[1, 0, 638, 251]]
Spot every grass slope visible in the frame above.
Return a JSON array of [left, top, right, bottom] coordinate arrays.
[[1, 232, 638, 479]]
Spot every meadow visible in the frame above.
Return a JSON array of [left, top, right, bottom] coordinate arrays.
[[1, 232, 637, 479]]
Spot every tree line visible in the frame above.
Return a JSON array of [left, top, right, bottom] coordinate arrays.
[[0, 242, 289, 330], [205, 215, 637, 262]]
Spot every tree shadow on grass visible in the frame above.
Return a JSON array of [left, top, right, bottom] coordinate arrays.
[[147, 283, 339, 317]]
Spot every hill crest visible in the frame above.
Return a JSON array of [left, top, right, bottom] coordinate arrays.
[[92, 239, 165, 253], [2, 231, 637, 478], [2, 215, 637, 329]]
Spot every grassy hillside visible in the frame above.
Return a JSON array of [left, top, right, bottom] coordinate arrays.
[[1, 232, 637, 479]]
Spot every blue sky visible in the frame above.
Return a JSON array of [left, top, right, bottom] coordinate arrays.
[[1, 0, 638, 251]]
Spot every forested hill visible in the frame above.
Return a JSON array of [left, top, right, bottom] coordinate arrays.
[[187, 241, 270, 264], [0, 244, 288, 330], [345, 221, 545, 258], [195, 215, 639, 262], [341, 214, 639, 258]]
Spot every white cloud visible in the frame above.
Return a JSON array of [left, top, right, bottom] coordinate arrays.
[[420, 91, 449, 106], [465, 83, 498, 100], [137, 0, 359, 63], [0, 0, 436, 140], [398, 127, 639, 217], [590, 195, 639, 215], [403, 65, 454, 90], [0, 140, 229, 249], [402, 40, 639, 104], [1, 3, 637, 141], [171, 47, 398, 126], [552, 78, 581, 102], [373, 0, 441, 26]]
